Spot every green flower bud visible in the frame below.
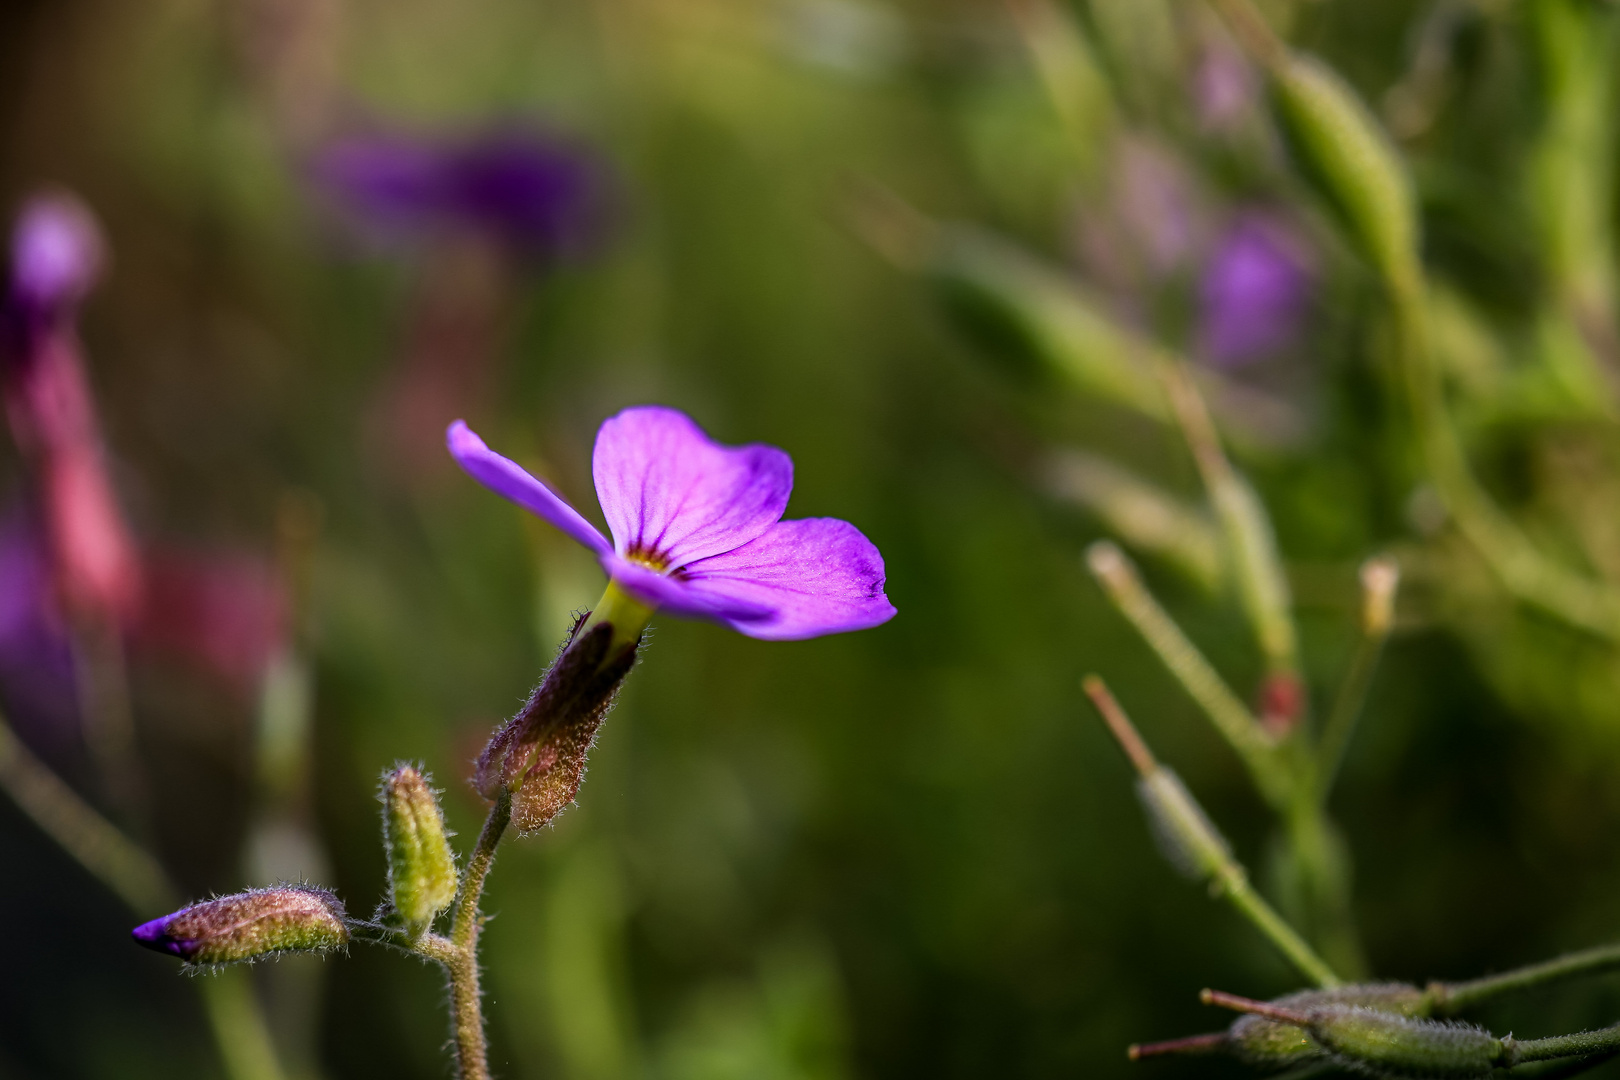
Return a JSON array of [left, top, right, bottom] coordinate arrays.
[[382, 765, 458, 936], [131, 886, 348, 966], [1269, 54, 1419, 293]]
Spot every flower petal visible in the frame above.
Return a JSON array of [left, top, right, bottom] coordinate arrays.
[[599, 554, 775, 622], [447, 421, 610, 554], [592, 406, 792, 567], [674, 518, 896, 641]]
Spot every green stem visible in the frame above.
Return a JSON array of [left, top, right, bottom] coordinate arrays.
[[1086, 541, 1290, 806], [0, 717, 171, 913], [1316, 559, 1399, 798], [0, 711, 290, 1080], [1392, 254, 1620, 640], [1426, 942, 1620, 1016], [197, 970, 287, 1080], [437, 787, 512, 1080], [1160, 362, 1301, 691], [1510, 1026, 1620, 1066], [1085, 678, 1340, 988]]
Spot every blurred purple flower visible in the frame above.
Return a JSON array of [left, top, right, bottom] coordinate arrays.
[[448, 406, 896, 641], [1076, 138, 1209, 297], [2, 193, 143, 625], [8, 195, 103, 331], [311, 128, 607, 259], [1197, 213, 1315, 368], [0, 512, 78, 741]]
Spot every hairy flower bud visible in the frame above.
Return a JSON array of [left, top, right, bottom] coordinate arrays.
[[475, 617, 638, 832], [382, 765, 458, 936], [131, 885, 348, 966]]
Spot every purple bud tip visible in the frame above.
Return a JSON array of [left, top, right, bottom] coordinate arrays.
[[10, 192, 104, 319], [131, 916, 194, 959]]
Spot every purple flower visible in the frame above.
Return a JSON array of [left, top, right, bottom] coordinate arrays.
[[7, 193, 103, 331], [311, 128, 606, 259], [447, 407, 896, 641], [1197, 213, 1315, 368]]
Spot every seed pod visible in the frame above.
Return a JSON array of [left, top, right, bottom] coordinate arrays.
[[131, 885, 348, 966], [382, 766, 458, 936], [1268, 54, 1419, 293], [1135, 767, 1232, 881], [1229, 983, 1428, 1068], [1309, 1006, 1502, 1077]]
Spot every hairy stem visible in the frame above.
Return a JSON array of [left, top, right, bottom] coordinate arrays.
[[437, 787, 512, 1080], [1510, 1026, 1620, 1066], [1426, 942, 1620, 1016]]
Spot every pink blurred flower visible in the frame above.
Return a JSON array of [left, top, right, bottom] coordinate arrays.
[[130, 548, 289, 697], [2, 193, 142, 625]]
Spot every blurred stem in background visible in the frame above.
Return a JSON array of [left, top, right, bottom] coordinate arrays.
[[0, 709, 288, 1080], [244, 489, 328, 1080], [1214, 0, 1620, 641]]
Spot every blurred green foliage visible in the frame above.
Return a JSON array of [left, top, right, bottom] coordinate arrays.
[[6, 0, 1620, 1077]]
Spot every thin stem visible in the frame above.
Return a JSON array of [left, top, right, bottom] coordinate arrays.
[[1317, 558, 1400, 798], [0, 710, 290, 1080], [440, 787, 512, 1080], [1426, 942, 1620, 1016], [1510, 1025, 1620, 1066], [1206, 0, 1287, 70], [1086, 541, 1289, 807], [1085, 679, 1340, 988], [1160, 362, 1301, 691], [68, 615, 148, 824], [1391, 228, 1620, 640], [1215, 863, 1342, 989], [197, 970, 288, 1080], [0, 715, 171, 913], [1128, 1032, 1227, 1059]]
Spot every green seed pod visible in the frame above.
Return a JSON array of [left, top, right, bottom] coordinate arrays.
[[1310, 1005, 1502, 1077], [1135, 767, 1232, 881], [1229, 982, 1428, 1067], [132, 886, 348, 966], [1269, 53, 1419, 293], [382, 765, 458, 936]]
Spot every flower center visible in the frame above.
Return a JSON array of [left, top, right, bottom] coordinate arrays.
[[625, 545, 671, 573]]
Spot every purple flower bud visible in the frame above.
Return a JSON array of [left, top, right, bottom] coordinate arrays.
[[132, 885, 348, 966], [476, 618, 639, 832], [1197, 212, 1315, 368], [8, 193, 103, 325]]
